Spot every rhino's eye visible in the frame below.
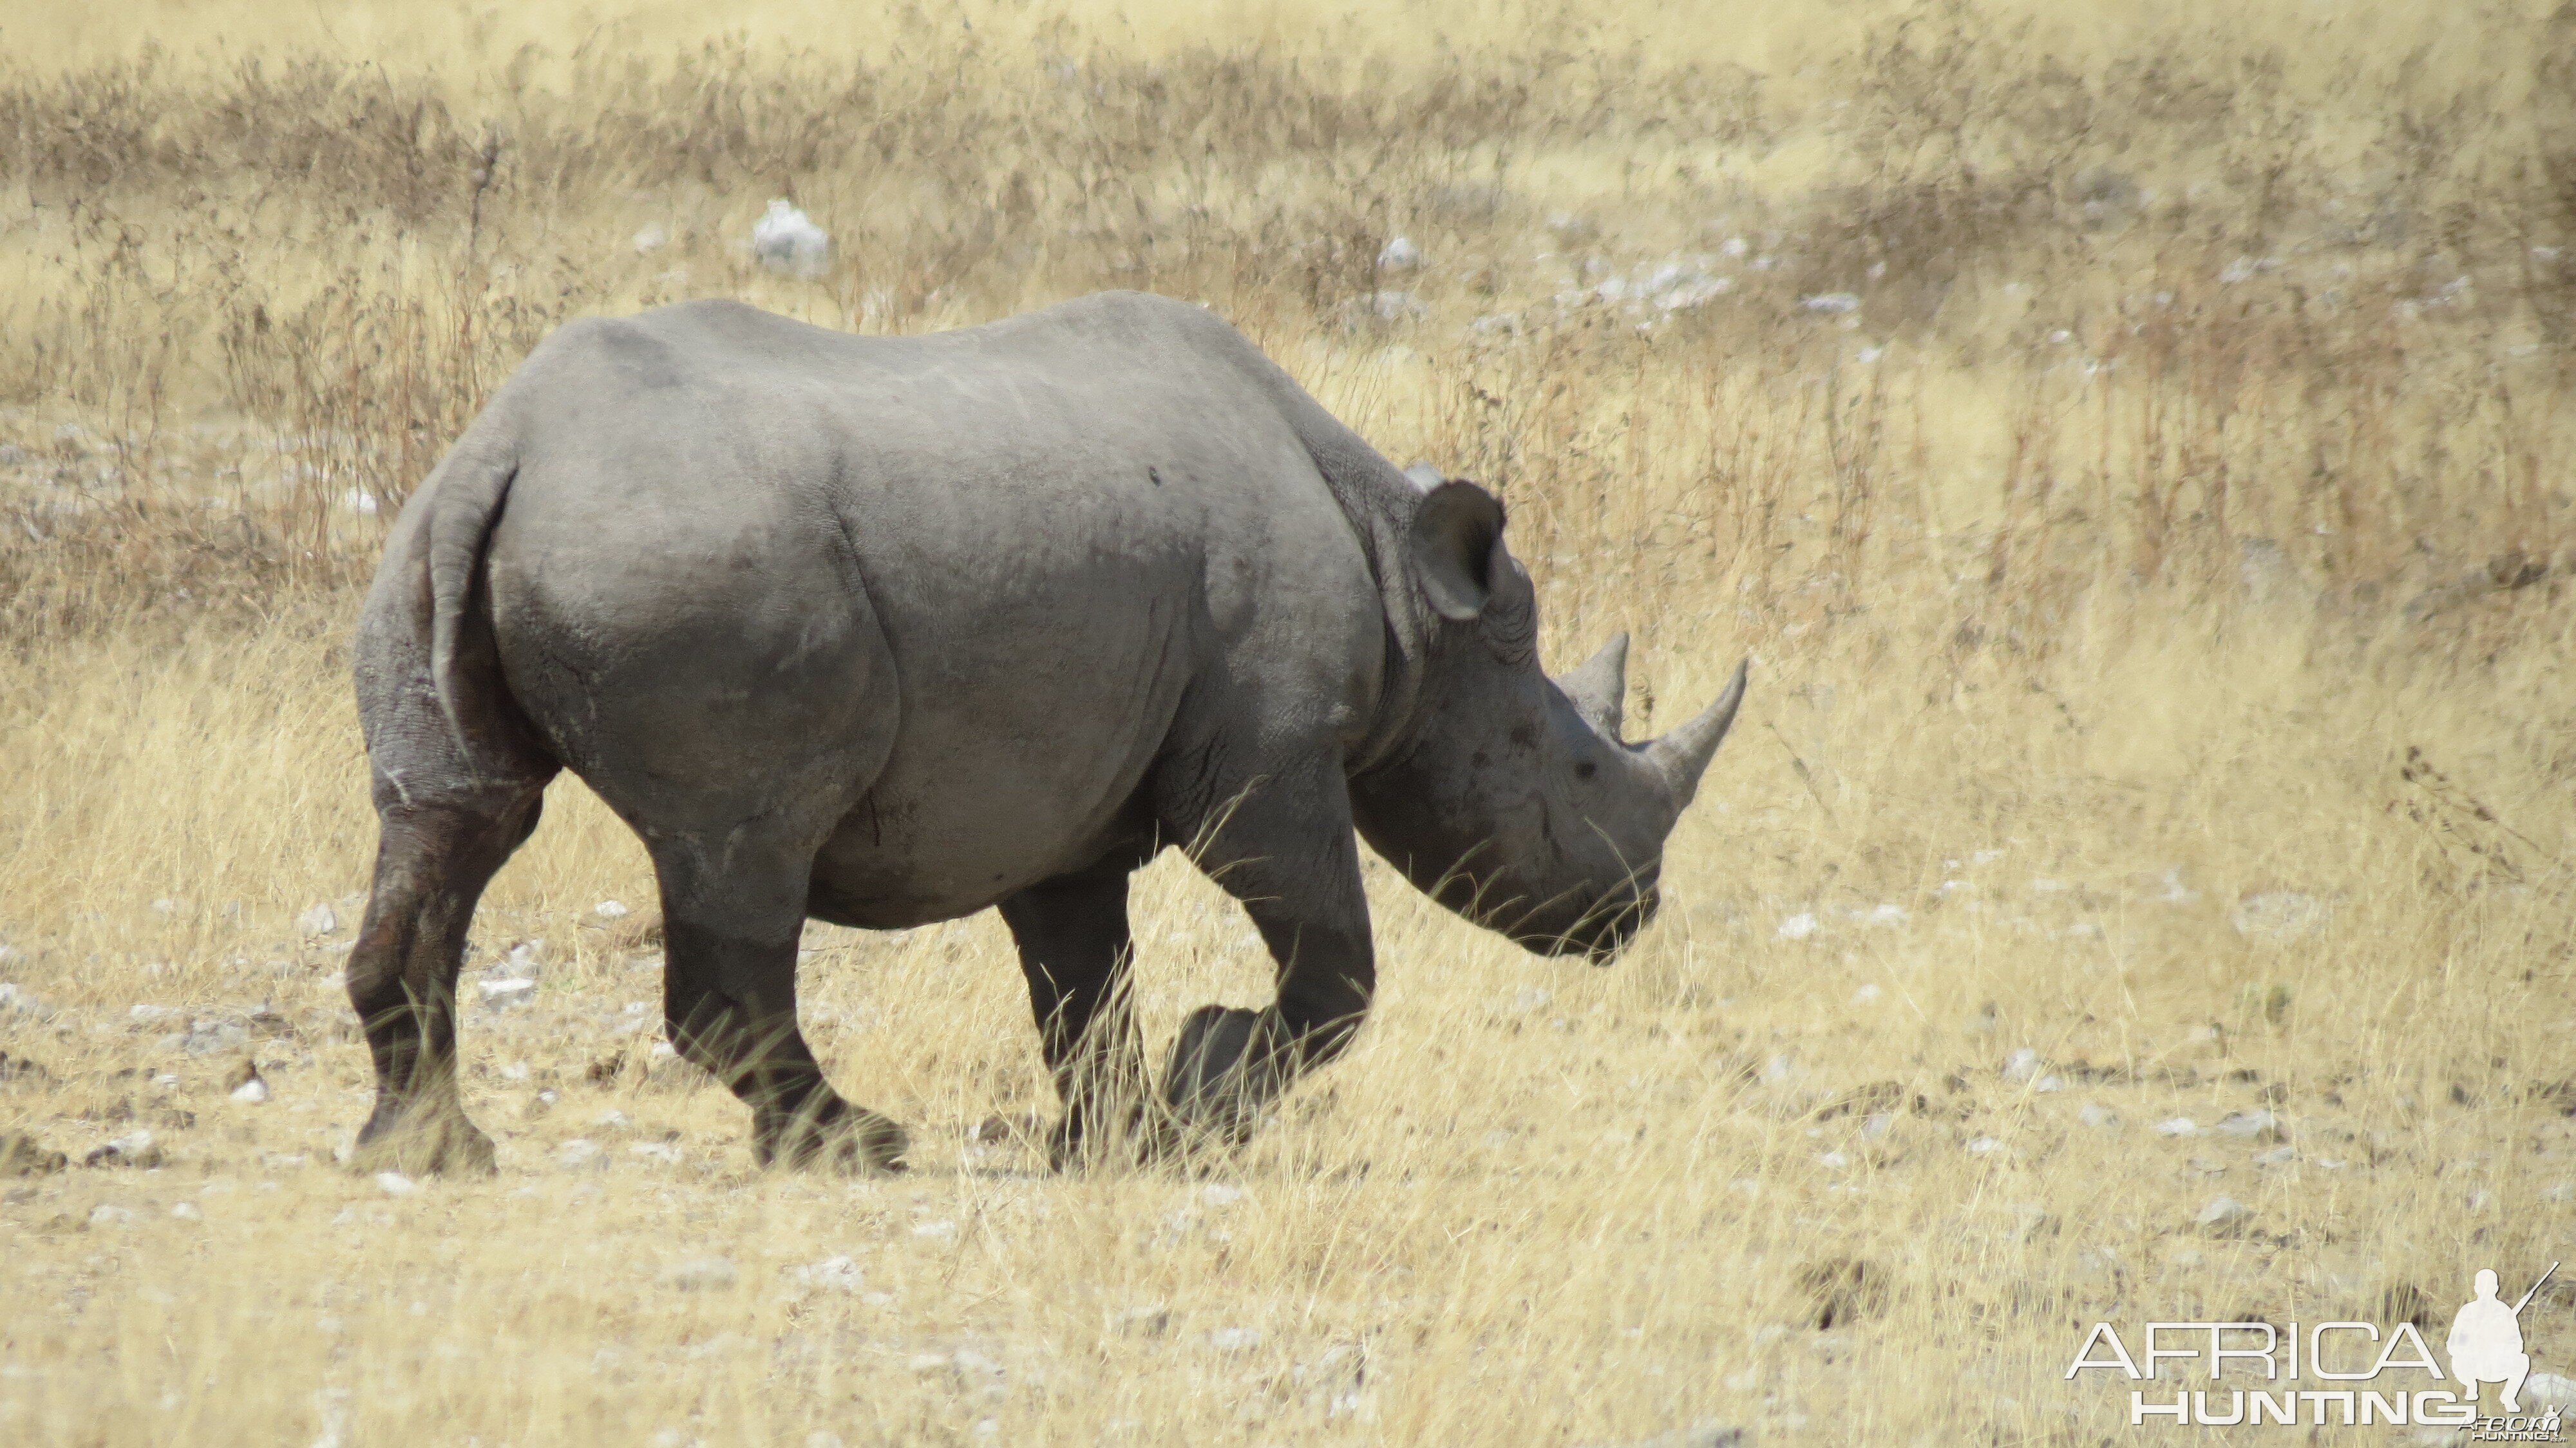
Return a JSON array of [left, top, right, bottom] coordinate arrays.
[[1573, 761, 1598, 780]]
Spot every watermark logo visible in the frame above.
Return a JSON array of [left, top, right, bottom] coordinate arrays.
[[2067, 1261, 2563, 1438], [2455, 1266, 2550, 1416]]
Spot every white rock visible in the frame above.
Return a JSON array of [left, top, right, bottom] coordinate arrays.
[[1859, 902, 1909, 928], [297, 903, 339, 938], [593, 1109, 631, 1131], [129, 1003, 184, 1027], [668, 1256, 738, 1291], [912, 1218, 958, 1242], [183, 1021, 249, 1056], [339, 488, 378, 516], [594, 899, 630, 919], [1776, 911, 1819, 941], [231, 1074, 270, 1104], [2156, 1116, 2198, 1137], [558, 1139, 604, 1170], [752, 200, 831, 278], [1799, 292, 1861, 314], [1110, 1303, 1171, 1336], [1376, 236, 1423, 271], [1362, 289, 1423, 321], [477, 976, 537, 1008], [1209, 1327, 1263, 1352], [2032, 1075, 2065, 1093], [1512, 986, 1552, 1013], [108, 1129, 155, 1156], [2214, 1109, 2280, 1138], [2230, 891, 2331, 942], [89, 1204, 135, 1227], [504, 940, 545, 973], [630, 1141, 682, 1165], [2195, 1195, 2252, 1232], [374, 1171, 420, 1196], [169, 1201, 202, 1221], [1851, 983, 1882, 1004], [1611, 1422, 1747, 1448], [631, 225, 667, 256], [2252, 1145, 2296, 1167], [2002, 1047, 2041, 1082], [791, 1255, 863, 1292], [1965, 1136, 2002, 1155], [1200, 1183, 1244, 1208]]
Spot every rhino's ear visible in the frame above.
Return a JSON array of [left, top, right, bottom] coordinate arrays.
[[1409, 480, 1507, 622], [1403, 461, 1446, 493]]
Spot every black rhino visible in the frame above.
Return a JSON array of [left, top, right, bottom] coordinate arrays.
[[346, 291, 1745, 1174]]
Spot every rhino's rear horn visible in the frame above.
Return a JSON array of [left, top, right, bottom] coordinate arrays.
[[1556, 632, 1629, 740], [1643, 658, 1748, 806]]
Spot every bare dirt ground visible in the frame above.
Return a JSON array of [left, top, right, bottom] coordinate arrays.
[[3, 2, 2573, 1443]]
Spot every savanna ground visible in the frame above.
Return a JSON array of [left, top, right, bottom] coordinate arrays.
[[3, 1, 2575, 1443]]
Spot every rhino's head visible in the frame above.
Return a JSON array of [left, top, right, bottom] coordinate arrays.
[[1350, 475, 1747, 963]]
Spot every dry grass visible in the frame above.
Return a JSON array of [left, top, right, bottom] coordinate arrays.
[[3, 1, 2575, 1444]]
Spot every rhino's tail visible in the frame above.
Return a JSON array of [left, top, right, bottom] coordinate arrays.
[[422, 437, 518, 754]]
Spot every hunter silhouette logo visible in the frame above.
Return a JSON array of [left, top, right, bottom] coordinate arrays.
[[2451, 1263, 2556, 1414], [2067, 1257, 2565, 1433]]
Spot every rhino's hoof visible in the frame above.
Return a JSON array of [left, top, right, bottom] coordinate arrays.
[[759, 1107, 909, 1175], [1155, 1005, 1276, 1156], [1163, 1005, 1262, 1111], [350, 1101, 497, 1177], [1043, 1117, 1085, 1172], [1043, 1100, 1151, 1172]]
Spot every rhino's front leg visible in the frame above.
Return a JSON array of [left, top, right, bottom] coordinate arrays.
[[1159, 759, 1376, 1150]]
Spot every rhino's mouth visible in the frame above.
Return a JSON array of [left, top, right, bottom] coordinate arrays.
[[1511, 886, 1660, 964]]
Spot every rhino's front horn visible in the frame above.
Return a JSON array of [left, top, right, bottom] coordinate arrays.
[[1643, 658, 1749, 807], [1557, 631, 1630, 739]]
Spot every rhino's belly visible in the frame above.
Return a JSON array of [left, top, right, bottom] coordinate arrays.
[[803, 750, 1161, 929]]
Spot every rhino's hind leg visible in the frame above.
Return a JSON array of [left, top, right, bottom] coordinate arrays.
[[654, 844, 907, 1174], [348, 789, 547, 1176]]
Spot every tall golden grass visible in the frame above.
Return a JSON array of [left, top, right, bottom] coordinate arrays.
[[2, 2, 2572, 1443]]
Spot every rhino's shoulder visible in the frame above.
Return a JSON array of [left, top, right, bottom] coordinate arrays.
[[536, 300, 852, 367], [978, 290, 1260, 359]]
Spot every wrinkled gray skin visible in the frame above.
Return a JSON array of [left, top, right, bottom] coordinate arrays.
[[346, 292, 1747, 1175]]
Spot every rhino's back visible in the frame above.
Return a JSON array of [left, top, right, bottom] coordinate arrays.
[[480, 294, 1387, 923]]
